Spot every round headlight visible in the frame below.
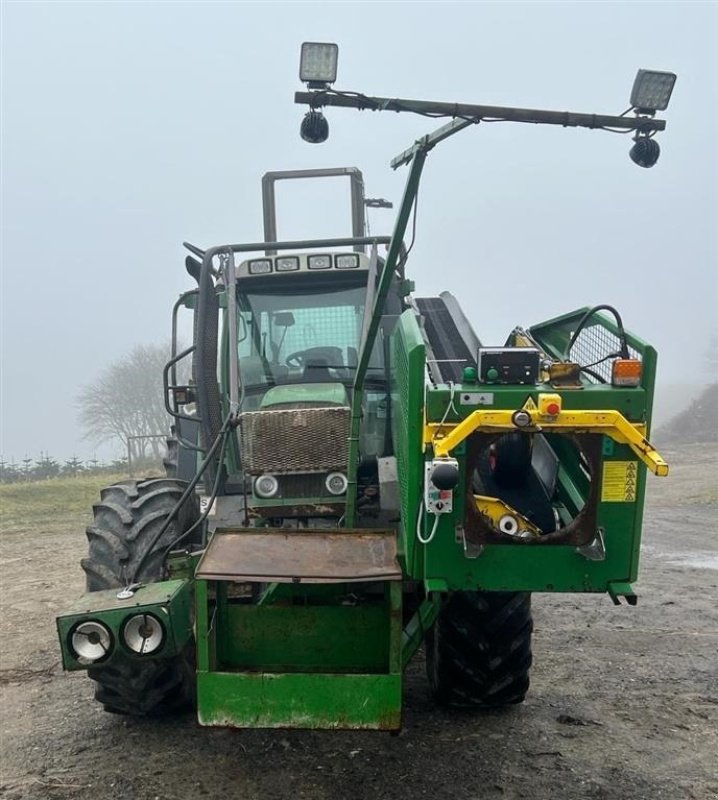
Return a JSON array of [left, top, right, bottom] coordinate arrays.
[[325, 472, 348, 496], [122, 613, 165, 655], [70, 620, 112, 663], [254, 474, 279, 499]]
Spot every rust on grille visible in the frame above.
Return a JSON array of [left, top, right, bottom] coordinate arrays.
[[238, 407, 350, 474]]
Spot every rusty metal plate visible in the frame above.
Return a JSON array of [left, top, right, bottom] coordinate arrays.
[[196, 529, 402, 583]]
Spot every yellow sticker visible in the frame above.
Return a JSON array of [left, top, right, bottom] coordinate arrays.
[[522, 396, 538, 412], [601, 461, 638, 502]]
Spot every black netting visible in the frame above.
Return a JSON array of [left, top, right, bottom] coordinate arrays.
[[570, 322, 640, 383]]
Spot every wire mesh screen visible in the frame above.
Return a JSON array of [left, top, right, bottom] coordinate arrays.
[[239, 407, 350, 474], [570, 323, 640, 383], [280, 306, 360, 358]]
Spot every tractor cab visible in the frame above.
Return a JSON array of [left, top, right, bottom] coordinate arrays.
[[232, 250, 384, 405], [226, 248, 397, 517], [167, 168, 401, 520]]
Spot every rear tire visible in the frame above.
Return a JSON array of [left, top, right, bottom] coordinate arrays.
[[426, 591, 532, 709], [81, 478, 200, 715]]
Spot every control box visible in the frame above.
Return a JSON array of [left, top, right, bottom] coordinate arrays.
[[424, 463, 454, 514], [477, 347, 541, 385]]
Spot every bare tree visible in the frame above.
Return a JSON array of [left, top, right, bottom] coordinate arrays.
[[78, 343, 177, 460]]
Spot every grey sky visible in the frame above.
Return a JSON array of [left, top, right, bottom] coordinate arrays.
[[1, 1, 716, 462]]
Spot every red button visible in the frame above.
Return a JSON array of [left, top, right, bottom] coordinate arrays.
[[546, 402, 560, 415]]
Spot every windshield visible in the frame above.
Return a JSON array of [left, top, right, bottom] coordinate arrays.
[[235, 279, 384, 395]]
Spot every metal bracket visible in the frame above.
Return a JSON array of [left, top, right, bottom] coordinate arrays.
[[576, 528, 606, 561], [457, 526, 484, 559], [607, 582, 638, 606]]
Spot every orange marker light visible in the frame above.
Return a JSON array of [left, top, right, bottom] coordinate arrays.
[[612, 358, 642, 387]]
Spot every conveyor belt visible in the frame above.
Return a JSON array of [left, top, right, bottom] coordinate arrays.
[[415, 296, 477, 384]]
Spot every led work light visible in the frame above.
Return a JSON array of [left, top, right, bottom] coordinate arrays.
[[299, 42, 338, 87], [630, 70, 677, 113], [276, 256, 300, 272], [248, 259, 272, 275], [335, 254, 360, 270], [308, 254, 332, 270]]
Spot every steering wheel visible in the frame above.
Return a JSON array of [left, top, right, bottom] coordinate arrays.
[[285, 346, 344, 369]]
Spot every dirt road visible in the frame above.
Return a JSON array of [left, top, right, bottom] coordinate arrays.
[[1, 445, 716, 800]]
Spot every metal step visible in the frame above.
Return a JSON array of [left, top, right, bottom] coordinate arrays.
[[196, 528, 402, 583]]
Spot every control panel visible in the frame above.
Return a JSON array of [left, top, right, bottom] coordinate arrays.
[[477, 347, 541, 385]]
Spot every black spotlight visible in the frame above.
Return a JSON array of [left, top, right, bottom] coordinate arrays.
[[629, 136, 660, 168], [431, 459, 460, 491], [300, 110, 329, 144]]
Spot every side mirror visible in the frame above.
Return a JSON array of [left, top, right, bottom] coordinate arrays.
[[273, 311, 296, 328]]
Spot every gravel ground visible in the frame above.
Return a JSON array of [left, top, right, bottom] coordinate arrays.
[[1, 444, 716, 800]]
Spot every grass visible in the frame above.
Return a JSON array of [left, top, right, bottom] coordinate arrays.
[[0, 473, 125, 535]]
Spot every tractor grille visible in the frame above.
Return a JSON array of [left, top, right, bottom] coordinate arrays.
[[238, 406, 350, 475]]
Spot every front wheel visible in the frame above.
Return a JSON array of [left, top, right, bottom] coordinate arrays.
[[426, 591, 533, 709], [81, 478, 200, 715]]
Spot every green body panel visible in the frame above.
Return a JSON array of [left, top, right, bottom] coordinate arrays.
[[217, 603, 390, 671], [194, 573, 403, 729], [389, 309, 426, 575], [56, 579, 192, 671], [197, 671, 402, 729], [259, 382, 348, 408], [392, 307, 657, 594]]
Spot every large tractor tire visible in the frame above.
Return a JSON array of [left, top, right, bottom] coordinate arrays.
[[426, 591, 533, 709], [81, 478, 200, 715]]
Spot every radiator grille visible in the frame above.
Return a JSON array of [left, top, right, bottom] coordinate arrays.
[[239, 406, 350, 474]]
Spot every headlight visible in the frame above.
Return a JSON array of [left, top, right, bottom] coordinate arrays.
[[70, 620, 112, 663], [325, 472, 348, 496], [308, 254, 331, 270], [122, 614, 165, 655], [276, 256, 299, 272], [248, 259, 272, 275], [254, 474, 280, 498], [335, 254, 360, 270]]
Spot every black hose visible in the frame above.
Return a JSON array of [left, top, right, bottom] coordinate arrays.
[[128, 412, 235, 584], [566, 304, 630, 361], [159, 423, 233, 562], [194, 251, 224, 489]]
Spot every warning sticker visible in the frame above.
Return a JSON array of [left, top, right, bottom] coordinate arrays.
[[601, 461, 638, 503], [522, 396, 538, 412]]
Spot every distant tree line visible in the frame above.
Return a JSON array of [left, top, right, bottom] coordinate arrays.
[[0, 454, 130, 484], [2, 342, 183, 484]]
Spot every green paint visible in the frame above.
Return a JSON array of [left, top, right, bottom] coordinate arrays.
[[401, 594, 441, 668], [345, 149, 428, 526], [218, 603, 390, 672], [259, 382, 348, 408], [197, 671, 402, 729]]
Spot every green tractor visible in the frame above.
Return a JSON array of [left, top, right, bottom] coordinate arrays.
[[56, 47, 673, 729]]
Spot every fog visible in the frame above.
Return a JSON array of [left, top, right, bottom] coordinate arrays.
[[1, 1, 716, 462]]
